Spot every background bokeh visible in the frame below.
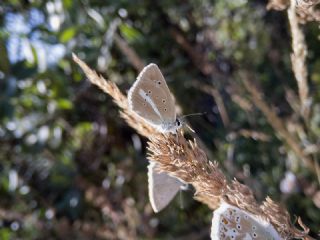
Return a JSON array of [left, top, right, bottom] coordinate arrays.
[[0, 0, 319, 239]]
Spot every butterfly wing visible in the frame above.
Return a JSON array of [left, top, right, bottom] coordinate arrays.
[[148, 162, 183, 213], [211, 202, 281, 240], [128, 64, 176, 126]]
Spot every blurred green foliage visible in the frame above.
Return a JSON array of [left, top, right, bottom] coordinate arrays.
[[0, 0, 319, 239]]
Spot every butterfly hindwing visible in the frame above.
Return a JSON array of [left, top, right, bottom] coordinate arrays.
[[148, 161, 183, 212]]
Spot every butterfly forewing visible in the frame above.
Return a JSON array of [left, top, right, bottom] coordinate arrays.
[[148, 162, 183, 213], [211, 202, 281, 240], [128, 64, 176, 126]]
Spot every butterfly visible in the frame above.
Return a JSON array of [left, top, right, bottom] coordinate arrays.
[[128, 63, 182, 134], [128, 63, 185, 212], [211, 202, 281, 240]]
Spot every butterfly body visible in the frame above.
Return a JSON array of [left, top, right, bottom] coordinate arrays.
[[155, 119, 181, 133]]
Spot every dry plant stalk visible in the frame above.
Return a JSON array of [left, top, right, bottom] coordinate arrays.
[[73, 54, 313, 239], [267, 0, 320, 23], [296, 0, 320, 23], [241, 73, 316, 174], [288, 0, 310, 119]]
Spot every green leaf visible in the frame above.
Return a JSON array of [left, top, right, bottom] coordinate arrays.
[[63, 0, 73, 9], [0, 229, 11, 240], [119, 23, 141, 42], [59, 27, 76, 43], [57, 99, 73, 110], [0, 39, 10, 74]]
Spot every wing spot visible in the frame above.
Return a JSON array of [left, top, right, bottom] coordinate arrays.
[[162, 99, 166, 103], [148, 90, 152, 94], [164, 108, 167, 112], [252, 232, 257, 238], [236, 224, 241, 230], [222, 218, 228, 224], [157, 81, 161, 85], [252, 226, 256, 230]]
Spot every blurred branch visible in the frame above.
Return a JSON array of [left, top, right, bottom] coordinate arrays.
[[76, 176, 148, 240], [114, 33, 145, 72], [169, 27, 217, 76], [237, 129, 271, 142], [240, 72, 317, 176], [0, 207, 115, 240], [155, 4, 221, 77], [193, 82, 230, 127], [227, 84, 253, 112], [288, 0, 311, 121]]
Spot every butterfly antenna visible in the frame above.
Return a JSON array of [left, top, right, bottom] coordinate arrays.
[[180, 112, 207, 120]]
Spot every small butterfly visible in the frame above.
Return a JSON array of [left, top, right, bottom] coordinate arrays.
[[211, 202, 281, 240], [128, 63, 184, 212], [128, 63, 182, 134]]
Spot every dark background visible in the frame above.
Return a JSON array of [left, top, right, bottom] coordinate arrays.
[[0, 0, 319, 239]]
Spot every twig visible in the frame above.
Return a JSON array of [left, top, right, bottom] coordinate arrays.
[[195, 83, 230, 127], [114, 34, 145, 72], [169, 28, 216, 76]]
